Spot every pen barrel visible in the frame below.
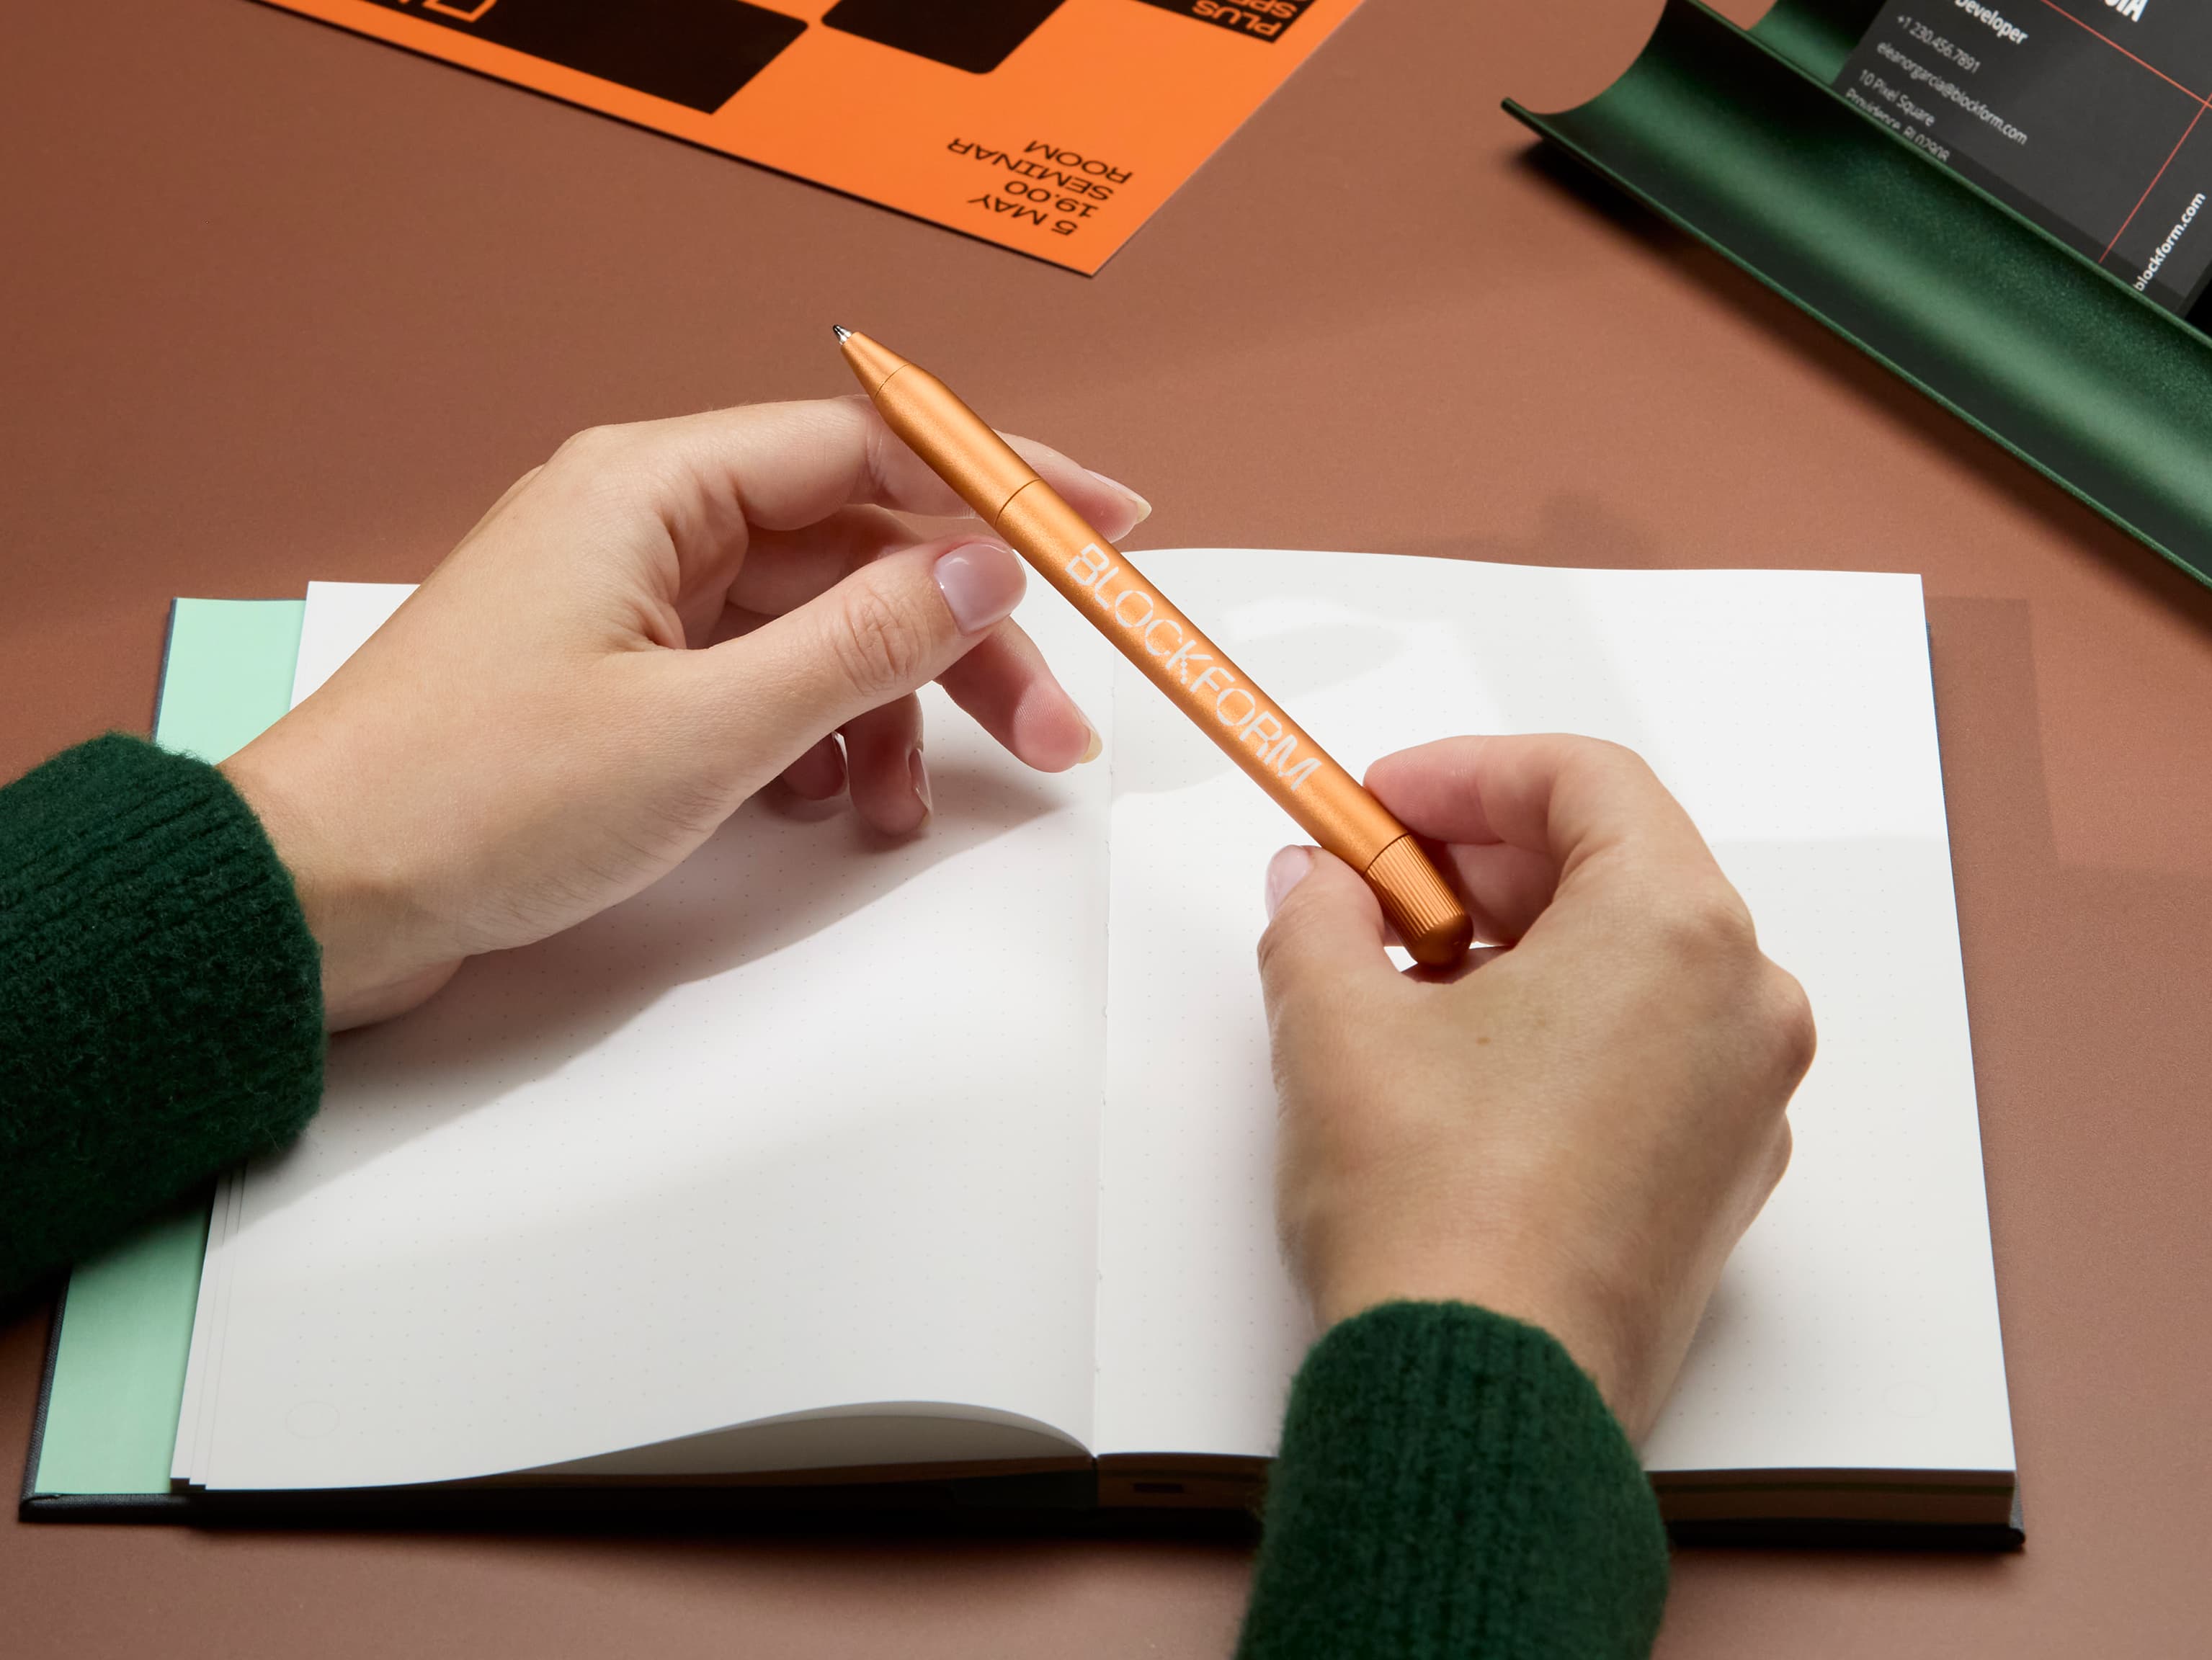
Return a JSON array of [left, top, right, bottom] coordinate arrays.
[[998, 482, 1398, 871], [867, 362, 1043, 525], [850, 334, 1472, 964]]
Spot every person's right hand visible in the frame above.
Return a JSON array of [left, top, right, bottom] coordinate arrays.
[[1257, 735, 1814, 1441]]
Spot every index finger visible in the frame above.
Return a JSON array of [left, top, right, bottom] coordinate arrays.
[[1365, 736, 1726, 939], [621, 396, 1151, 543]]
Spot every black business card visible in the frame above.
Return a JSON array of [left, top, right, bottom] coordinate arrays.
[[1837, 1, 2212, 315]]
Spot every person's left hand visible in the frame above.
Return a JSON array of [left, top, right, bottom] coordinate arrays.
[[221, 398, 1149, 1030]]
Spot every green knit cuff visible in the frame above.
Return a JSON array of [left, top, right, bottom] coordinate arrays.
[[0, 733, 324, 1298], [1239, 1301, 1669, 1660]]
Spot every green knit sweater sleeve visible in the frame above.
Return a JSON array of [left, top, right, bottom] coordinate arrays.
[[0, 733, 324, 1300], [1239, 1301, 1669, 1660]]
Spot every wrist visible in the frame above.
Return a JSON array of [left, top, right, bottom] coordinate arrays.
[[221, 738, 458, 1030], [1313, 1248, 1651, 1440]]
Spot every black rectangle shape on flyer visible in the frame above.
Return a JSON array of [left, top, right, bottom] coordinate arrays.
[[365, 0, 808, 113], [821, 0, 1066, 73]]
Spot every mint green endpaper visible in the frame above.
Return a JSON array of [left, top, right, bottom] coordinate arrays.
[[30, 600, 303, 1498]]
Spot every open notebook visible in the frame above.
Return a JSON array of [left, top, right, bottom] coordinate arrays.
[[128, 552, 2012, 1532]]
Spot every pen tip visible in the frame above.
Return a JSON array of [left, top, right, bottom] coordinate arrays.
[[831, 323, 852, 344]]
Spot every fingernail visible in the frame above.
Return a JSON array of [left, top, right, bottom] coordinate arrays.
[[1086, 468, 1152, 525], [909, 747, 932, 818], [1265, 846, 1314, 919], [933, 542, 1025, 635], [1079, 721, 1103, 764]]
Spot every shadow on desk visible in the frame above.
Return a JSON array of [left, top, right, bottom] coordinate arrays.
[[1514, 143, 2212, 644]]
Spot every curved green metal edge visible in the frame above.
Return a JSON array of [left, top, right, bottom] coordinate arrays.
[[1751, 0, 1883, 79], [1507, 0, 2212, 589]]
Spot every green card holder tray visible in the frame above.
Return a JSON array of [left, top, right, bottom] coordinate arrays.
[[1507, 0, 2212, 590]]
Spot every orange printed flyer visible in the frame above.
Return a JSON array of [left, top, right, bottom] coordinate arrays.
[[254, 0, 1367, 272]]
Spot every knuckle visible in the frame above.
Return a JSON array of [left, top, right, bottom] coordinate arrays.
[[552, 423, 627, 467], [1254, 902, 1334, 1013], [1583, 734, 1650, 772], [1253, 909, 1304, 992], [1768, 1117, 1795, 1188], [1254, 877, 1334, 980], [826, 584, 932, 698], [1760, 965, 1819, 1079], [1567, 733, 1658, 786], [1646, 881, 1759, 963]]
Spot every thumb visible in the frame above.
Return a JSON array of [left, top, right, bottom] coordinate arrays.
[[703, 537, 1025, 764], [1256, 847, 1399, 1022]]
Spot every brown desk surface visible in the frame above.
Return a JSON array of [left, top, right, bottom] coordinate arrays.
[[6, 0, 2211, 1652]]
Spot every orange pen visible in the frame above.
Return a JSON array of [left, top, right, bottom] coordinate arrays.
[[835, 327, 1475, 968]]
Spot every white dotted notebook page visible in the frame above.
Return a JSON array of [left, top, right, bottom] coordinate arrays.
[[183, 581, 1114, 1489], [1091, 553, 2013, 1486], [174, 556, 2015, 1491]]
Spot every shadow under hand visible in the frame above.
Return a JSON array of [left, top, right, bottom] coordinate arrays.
[[318, 759, 1064, 1155]]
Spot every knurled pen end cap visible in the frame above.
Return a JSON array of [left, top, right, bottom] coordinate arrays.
[[1363, 835, 1474, 967]]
